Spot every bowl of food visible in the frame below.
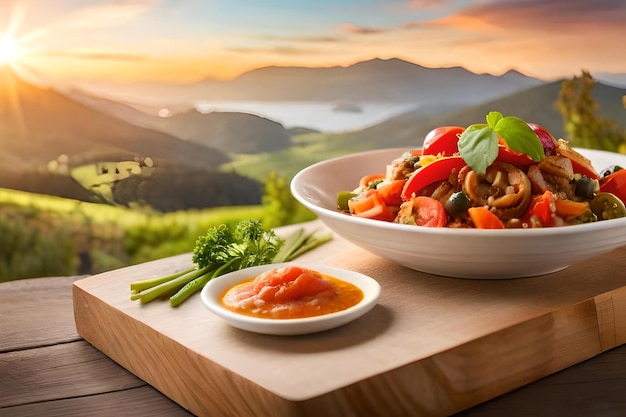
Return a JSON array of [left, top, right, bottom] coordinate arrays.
[[290, 117, 626, 279], [201, 263, 381, 335]]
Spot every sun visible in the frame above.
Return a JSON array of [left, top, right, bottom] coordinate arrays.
[[0, 35, 21, 67]]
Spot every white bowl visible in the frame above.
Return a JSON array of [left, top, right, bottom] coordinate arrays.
[[200, 263, 381, 335], [291, 147, 626, 279]]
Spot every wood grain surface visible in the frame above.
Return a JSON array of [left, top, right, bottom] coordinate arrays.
[[72, 221, 626, 417], [0, 276, 193, 417]]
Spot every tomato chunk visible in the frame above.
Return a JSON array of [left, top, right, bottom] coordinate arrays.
[[524, 190, 556, 226], [395, 196, 448, 227], [376, 180, 405, 207], [348, 189, 396, 222], [411, 197, 448, 227], [254, 266, 336, 304]]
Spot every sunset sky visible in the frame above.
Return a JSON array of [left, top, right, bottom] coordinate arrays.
[[0, 0, 625, 85]]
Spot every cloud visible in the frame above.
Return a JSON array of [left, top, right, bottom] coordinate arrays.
[[257, 34, 342, 44], [455, 0, 626, 31], [326, 0, 625, 80], [226, 45, 319, 56], [400, 0, 626, 34], [340, 23, 386, 35], [406, 0, 449, 10]]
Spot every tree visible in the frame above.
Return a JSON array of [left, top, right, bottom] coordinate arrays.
[[0, 209, 76, 280], [555, 70, 625, 153], [261, 172, 315, 229]]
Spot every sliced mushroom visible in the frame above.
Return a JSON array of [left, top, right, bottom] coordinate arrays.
[[462, 162, 532, 220]]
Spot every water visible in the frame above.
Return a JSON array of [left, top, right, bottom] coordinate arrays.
[[194, 101, 418, 133]]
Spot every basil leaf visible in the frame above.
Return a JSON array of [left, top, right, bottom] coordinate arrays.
[[458, 124, 499, 174], [486, 111, 503, 128], [493, 116, 545, 162]]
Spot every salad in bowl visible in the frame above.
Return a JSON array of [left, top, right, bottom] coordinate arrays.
[[291, 112, 626, 279], [337, 112, 625, 229]]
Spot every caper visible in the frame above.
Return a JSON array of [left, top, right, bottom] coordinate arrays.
[[444, 191, 472, 217], [574, 176, 599, 200], [590, 192, 626, 220]]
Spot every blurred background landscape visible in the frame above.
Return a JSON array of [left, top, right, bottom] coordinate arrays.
[[1, 0, 624, 280]]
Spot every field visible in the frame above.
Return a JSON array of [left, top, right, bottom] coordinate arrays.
[[0, 187, 299, 281], [222, 131, 377, 179]]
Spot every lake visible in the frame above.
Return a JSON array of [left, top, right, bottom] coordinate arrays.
[[194, 101, 418, 133]]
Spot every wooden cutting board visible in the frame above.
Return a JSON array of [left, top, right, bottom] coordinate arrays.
[[73, 220, 626, 417]]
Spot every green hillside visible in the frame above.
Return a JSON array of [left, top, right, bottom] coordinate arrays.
[[0, 188, 268, 281], [225, 80, 626, 181]]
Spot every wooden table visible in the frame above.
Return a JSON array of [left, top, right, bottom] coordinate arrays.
[[2, 231, 626, 416]]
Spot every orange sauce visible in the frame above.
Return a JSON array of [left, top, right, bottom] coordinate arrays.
[[220, 266, 364, 319]]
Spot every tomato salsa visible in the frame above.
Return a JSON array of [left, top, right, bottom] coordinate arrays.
[[220, 266, 364, 319]]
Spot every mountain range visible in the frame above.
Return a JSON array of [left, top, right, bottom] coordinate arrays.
[[340, 79, 626, 150], [1, 58, 624, 209], [0, 67, 229, 170], [69, 92, 293, 154], [77, 58, 544, 110]]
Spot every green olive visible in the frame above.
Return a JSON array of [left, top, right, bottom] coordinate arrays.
[[590, 192, 626, 220], [444, 191, 472, 218], [336, 191, 358, 211]]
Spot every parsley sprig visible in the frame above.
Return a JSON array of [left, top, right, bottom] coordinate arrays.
[[457, 111, 545, 174]]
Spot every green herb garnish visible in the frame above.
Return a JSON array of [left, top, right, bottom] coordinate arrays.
[[130, 220, 333, 307], [458, 111, 545, 174]]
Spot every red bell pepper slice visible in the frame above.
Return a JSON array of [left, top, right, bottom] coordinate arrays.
[[600, 169, 626, 204], [401, 156, 466, 201], [495, 145, 535, 167]]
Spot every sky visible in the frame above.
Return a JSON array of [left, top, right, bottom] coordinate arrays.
[[0, 0, 625, 86]]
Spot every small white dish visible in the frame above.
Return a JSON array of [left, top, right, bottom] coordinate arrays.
[[200, 263, 381, 336]]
